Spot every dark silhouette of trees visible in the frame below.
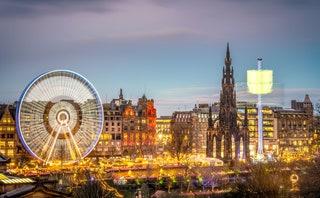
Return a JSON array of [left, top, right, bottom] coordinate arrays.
[[72, 169, 124, 198], [233, 162, 291, 198], [72, 169, 111, 198], [169, 123, 193, 163], [297, 158, 320, 197]]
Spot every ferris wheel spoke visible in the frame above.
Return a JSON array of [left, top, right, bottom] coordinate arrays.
[[62, 128, 78, 161], [65, 136, 77, 161]]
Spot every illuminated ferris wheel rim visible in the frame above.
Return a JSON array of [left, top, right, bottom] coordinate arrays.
[[16, 69, 104, 164]]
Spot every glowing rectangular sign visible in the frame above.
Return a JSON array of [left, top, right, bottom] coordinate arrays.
[[247, 70, 273, 94]]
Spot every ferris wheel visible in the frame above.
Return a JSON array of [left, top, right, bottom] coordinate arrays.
[[16, 70, 103, 165]]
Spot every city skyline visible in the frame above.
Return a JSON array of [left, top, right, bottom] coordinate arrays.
[[1, 0, 320, 116]]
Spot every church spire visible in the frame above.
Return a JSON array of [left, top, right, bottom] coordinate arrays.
[[222, 42, 234, 85], [225, 42, 231, 67], [119, 88, 123, 100]]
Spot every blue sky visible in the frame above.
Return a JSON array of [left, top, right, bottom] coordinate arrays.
[[0, 0, 320, 116]]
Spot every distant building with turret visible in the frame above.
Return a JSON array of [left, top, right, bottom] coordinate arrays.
[[274, 94, 314, 158]]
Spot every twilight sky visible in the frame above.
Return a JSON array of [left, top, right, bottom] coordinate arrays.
[[0, 0, 320, 116]]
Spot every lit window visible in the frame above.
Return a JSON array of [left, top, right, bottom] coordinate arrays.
[[7, 141, 14, 148], [7, 149, 14, 156]]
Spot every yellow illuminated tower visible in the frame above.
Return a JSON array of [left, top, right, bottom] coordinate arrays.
[[247, 58, 273, 156]]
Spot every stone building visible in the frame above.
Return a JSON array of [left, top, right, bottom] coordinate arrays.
[[155, 116, 171, 154], [0, 104, 29, 167], [94, 89, 128, 157], [122, 94, 157, 158], [236, 102, 278, 157], [96, 89, 157, 158], [170, 104, 215, 157], [274, 94, 314, 159], [170, 111, 193, 159], [207, 44, 249, 161]]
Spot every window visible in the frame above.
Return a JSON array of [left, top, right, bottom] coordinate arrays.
[[7, 149, 14, 157], [7, 141, 14, 148]]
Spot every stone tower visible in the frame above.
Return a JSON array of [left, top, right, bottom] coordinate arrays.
[[207, 43, 249, 161], [219, 43, 238, 159]]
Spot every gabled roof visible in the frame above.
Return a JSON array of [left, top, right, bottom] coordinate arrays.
[[0, 104, 16, 121]]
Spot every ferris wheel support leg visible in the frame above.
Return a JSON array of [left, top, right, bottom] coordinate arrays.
[[67, 125, 83, 159], [40, 127, 57, 159], [46, 126, 62, 164]]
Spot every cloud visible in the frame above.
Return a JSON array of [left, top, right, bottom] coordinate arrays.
[[0, 0, 122, 18], [154, 86, 220, 116], [107, 28, 202, 40], [155, 86, 320, 116]]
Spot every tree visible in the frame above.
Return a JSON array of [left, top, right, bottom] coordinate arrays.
[[297, 158, 320, 197], [72, 169, 123, 198], [233, 162, 291, 198], [140, 183, 150, 198], [169, 123, 193, 163], [72, 169, 110, 198]]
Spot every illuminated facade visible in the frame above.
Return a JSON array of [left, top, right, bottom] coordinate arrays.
[[95, 89, 128, 157], [237, 102, 278, 157], [314, 115, 320, 154], [0, 105, 17, 159], [0, 104, 28, 167], [155, 116, 171, 154], [192, 104, 214, 156], [122, 94, 157, 158], [274, 95, 314, 158], [170, 111, 193, 157], [170, 104, 219, 157], [95, 90, 157, 158]]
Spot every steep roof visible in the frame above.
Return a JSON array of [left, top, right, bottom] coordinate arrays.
[[304, 94, 312, 104]]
